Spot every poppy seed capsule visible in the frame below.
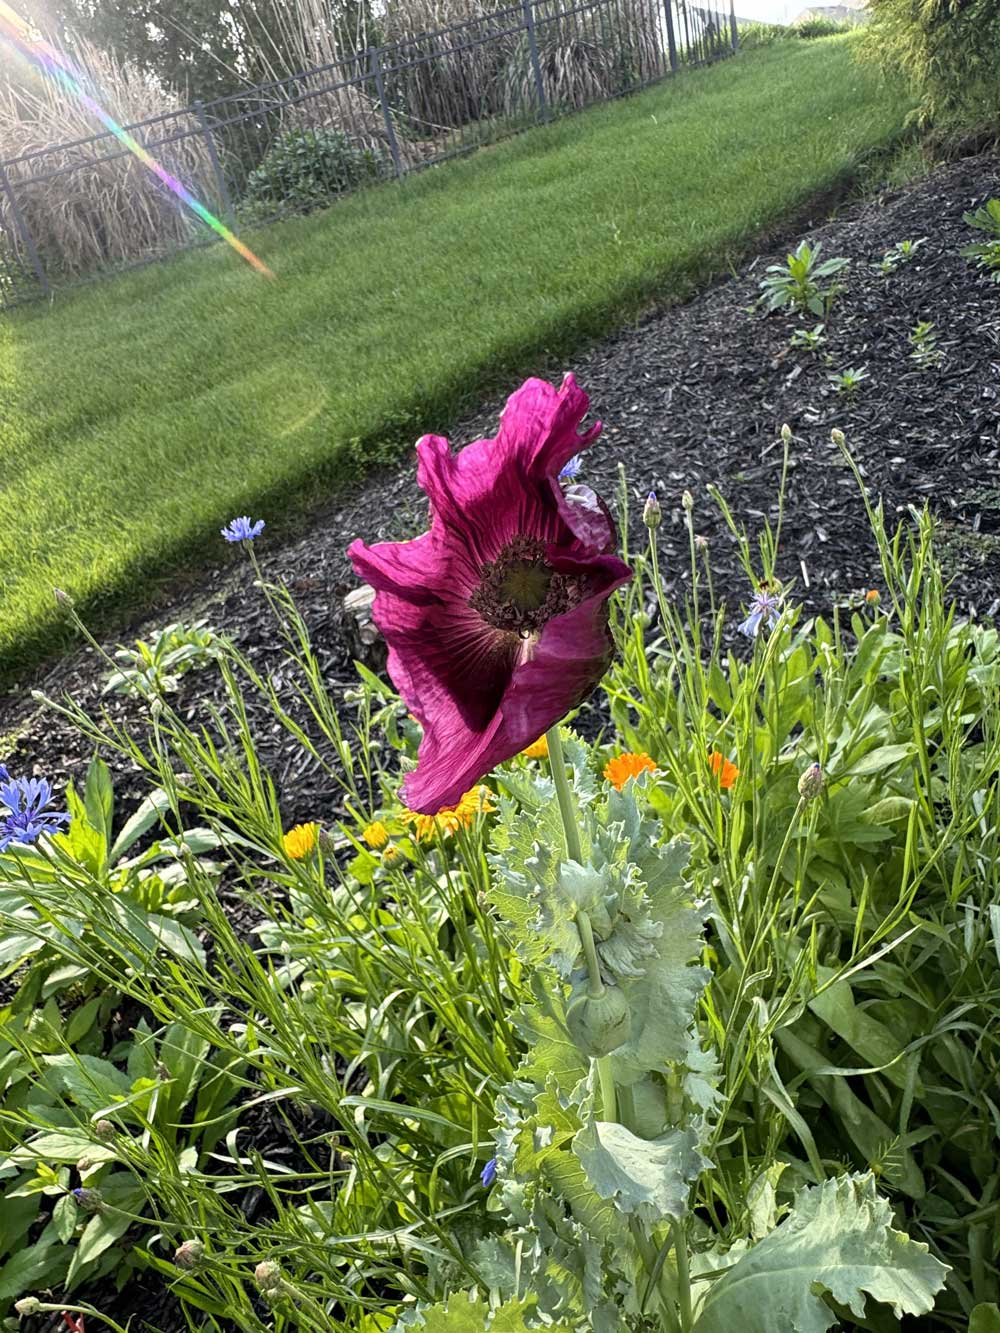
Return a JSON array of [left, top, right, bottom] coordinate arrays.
[[566, 985, 631, 1057]]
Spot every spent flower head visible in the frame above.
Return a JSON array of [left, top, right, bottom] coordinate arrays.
[[221, 516, 265, 543], [0, 772, 69, 852]]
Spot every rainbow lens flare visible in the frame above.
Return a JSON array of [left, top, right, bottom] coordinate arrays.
[[0, 0, 273, 279]]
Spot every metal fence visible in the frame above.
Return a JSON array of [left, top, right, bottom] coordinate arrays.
[[0, 0, 736, 311]]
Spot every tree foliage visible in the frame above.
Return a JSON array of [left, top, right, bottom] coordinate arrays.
[[863, 0, 1000, 129]]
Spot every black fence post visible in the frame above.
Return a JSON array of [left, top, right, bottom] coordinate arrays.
[[522, 0, 549, 121], [729, 0, 739, 51], [370, 46, 404, 179], [663, 0, 679, 72], [194, 100, 236, 228], [0, 159, 49, 297]]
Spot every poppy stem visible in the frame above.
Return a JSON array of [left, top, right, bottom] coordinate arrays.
[[545, 725, 582, 864]]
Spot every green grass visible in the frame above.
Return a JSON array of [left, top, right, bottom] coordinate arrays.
[[0, 36, 910, 681]]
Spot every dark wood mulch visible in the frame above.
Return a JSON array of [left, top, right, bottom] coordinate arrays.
[[10, 149, 1000, 1333]]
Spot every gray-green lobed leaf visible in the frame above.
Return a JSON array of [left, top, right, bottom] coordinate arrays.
[[573, 1118, 706, 1224]]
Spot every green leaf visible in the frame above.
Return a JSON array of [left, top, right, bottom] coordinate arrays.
[[83, 757, 114, 858], [971, 1305, 1000, 1333], [42, 1053, 132, 1116], [65, 1207, 133, 1290], [52, 1190, 78, 1243], [691, 1174, 948, 1333], [573, 1119, 704, 1223], [2, 1132, 117, 1168], [393, 1294, 568, 1333], [807, 970, 914, 1092], [0, 1242, 69, 1302], [839, 743, 915, 777], [108, 788, 172, 864]]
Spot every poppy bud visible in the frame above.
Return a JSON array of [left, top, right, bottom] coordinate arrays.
[[566, 985, 631, 1057]]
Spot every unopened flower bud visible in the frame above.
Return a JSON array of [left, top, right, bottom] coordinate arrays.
[[566, 985, 631, 1057], [318, 828, 337, 855], [94, 1120, 116, 1141], [14, 1298, 42, 1316], [53, 587, 74, 609], [76, 1155, 96, 1174], [798, 762, 824, 803], [864, 588, 880, 605], [255, 1260, 283, 1293], [681, 489, 694, 512], [831, 428, 845, 447], [643, 492, 662, 530], [174, 1239, 205, 1270], [781, 423, 793, 443], [382, 842, 404, 868], [71, 1186, 104, 1213]]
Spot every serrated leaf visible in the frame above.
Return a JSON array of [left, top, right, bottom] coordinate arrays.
[[573, 1119, 704, 1223], [393, 1293, 567, 1333], [609, 879, 709, 1087], [691, 1174, 948, 1333]]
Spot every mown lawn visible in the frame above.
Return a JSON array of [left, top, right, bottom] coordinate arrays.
[[0, 35, 910, 679]]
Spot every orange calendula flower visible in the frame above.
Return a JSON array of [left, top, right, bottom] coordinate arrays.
[[362, 820, 390, 849], [864, 589, 880, 605], [283, 822, 319, 859], [402, 785, 496, 842], [709, 751, 740, 789], [522, 735, 549, 760], [603, 752, 657, 791]]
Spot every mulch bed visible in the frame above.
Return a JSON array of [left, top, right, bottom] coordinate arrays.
[[10, 149, 1000, 1333]]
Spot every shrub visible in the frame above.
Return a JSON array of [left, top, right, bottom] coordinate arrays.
[[862, 0, 1000, 129], [242, 127, 392, 216]]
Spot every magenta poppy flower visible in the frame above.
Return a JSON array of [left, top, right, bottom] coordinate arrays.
[[348, 375, 631, 813]]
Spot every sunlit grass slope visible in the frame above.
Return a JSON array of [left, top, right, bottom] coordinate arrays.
[[0, 36, 910, 679]]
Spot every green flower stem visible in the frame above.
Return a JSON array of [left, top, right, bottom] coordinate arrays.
[[673, 1218, 694, 1333], [546, 724, 583, 864], [596, 1052, 618, 1123], [575, 908, 605, 999]]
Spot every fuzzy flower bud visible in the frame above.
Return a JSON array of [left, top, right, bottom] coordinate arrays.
[[781, 423, 793, 443], [681, 489, 694, 513], [94, 1119, 116, 1141], [174, 1239, 205, 1270], [798, 762, 824, 803], [831, 428, 846, 447], [382, 842, 404, 868], [255, 1260, 283, 1293], [14, 1298, 42, 1316], [643, 492, 662, 530], [71, 1186, 104, 1213], [53, 587, 74, 609]]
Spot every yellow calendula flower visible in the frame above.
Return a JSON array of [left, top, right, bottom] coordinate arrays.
[[282, 822, 319, 859], [603, 752, 657, 792], [402, 785, 496, 842], [521, 735, 549, 760], [362, 820, 390, 850]]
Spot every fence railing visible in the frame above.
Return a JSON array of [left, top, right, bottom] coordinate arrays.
[[0, 0, 736, 310]]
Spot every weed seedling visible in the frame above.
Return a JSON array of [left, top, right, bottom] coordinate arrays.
[[829, 366, 869, 394], [909, 320, 942, 369], [961, 199, 1000, 282], [880, 237, 927, 274]]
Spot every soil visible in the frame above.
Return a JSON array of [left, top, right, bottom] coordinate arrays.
[[11, 149, 1000, 1333]]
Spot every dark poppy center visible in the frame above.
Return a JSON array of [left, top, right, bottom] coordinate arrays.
[[470, 536, 582, 634]]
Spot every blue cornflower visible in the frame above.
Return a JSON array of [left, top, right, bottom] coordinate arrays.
[[221, 516, 265, 544], [738, 587, 783, 639], [0, 773, 69, 852], [559, 455, 582, 480], [480, 1157, 497, 1188]]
